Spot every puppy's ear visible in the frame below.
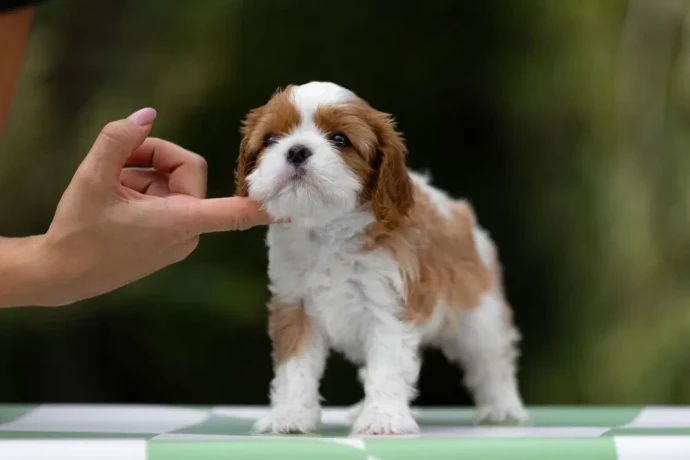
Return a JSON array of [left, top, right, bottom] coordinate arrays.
[[235, 86, 295, 196], [235, 107, 263, 197], [370, 111, 413, 229]]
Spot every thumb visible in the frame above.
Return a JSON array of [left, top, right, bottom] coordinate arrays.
[[81, 108, 157, 182], [187, 197, 273, 234]]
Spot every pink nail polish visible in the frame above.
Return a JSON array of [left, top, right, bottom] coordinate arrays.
[[128, 108, 157, 126]]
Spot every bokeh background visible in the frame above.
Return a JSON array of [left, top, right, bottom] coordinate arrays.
[[1, 0, 690, 407]]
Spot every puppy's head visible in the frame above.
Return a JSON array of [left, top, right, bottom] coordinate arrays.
[[236, 82, 413, 228]]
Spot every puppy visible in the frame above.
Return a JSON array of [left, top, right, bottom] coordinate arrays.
[[235, 82, 527, 435]]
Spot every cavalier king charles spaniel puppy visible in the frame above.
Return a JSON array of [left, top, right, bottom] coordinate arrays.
[[235, 82, 527, 435]]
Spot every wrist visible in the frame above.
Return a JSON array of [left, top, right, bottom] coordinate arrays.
[[0, 235, 56, 307]]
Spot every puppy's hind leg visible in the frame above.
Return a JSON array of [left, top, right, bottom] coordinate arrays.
[[441, 293, 528, 424]]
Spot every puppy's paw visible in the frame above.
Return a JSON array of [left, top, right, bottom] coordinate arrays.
[[351, 403, 419, 436], [253, 405, 320, 434], [475, 401, 528, 425], [346, 400, 364, 423]]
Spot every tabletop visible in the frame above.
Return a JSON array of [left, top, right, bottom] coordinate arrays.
[[0, 405, 688, 459]]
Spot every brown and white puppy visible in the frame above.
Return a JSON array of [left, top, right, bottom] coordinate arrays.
[[235, 82, 527, 435]]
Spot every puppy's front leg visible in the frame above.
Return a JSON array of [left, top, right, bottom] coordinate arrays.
[[253, 300, 327, 434], [351, 322, 421, 435]]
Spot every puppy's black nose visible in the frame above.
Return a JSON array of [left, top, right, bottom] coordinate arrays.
[[286, 144, 312, 165]]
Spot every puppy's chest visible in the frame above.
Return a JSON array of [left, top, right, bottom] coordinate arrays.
[[268, 227, 404, 348]]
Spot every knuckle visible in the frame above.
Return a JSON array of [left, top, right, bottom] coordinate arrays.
[[187, 236, 200, 251], [174, 238, 199, 261], [100, 121, 129, 145], [74, 163, 101, 188], [236, 215, 252, 231], [175, 225, 194, 243], [191, 153, 208, 171]]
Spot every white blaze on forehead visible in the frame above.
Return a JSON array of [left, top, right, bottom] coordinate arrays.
[[246, 81, 363, 226], [291, 82, 355, 124]]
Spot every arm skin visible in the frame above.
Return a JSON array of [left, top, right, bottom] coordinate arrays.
[[0, 5, 34, 139]]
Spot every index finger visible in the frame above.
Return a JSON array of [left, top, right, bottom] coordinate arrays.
[[126, 137, 208, 198], [187, 197, 273, 233]]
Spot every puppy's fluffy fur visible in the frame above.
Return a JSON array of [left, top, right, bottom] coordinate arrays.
[[235, 82, 527, 435]]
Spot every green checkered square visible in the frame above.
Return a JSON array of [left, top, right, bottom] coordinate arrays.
[[0, 405, 689, 459]]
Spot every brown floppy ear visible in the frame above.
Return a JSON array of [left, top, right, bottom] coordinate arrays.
[[370, 112, 413, 229], [235, 86, 295, 196], [235, 107, 263, 197]]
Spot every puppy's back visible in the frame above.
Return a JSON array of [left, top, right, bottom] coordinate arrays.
[[366, 172, 505, 335]]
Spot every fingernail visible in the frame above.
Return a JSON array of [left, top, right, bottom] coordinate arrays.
[[128, 108, 157, 126]]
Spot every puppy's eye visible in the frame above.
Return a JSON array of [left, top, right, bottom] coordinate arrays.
[[329, 133, 351, 148], [264, 134, 279, 147]]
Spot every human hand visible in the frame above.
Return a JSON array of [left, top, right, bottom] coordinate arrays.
[[30, 108, 270, 306]]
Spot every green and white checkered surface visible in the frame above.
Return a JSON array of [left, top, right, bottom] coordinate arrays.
[[0, 405, 689, 459]]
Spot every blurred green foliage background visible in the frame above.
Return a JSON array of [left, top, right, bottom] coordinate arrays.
[[1, 0, 690, 407]]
